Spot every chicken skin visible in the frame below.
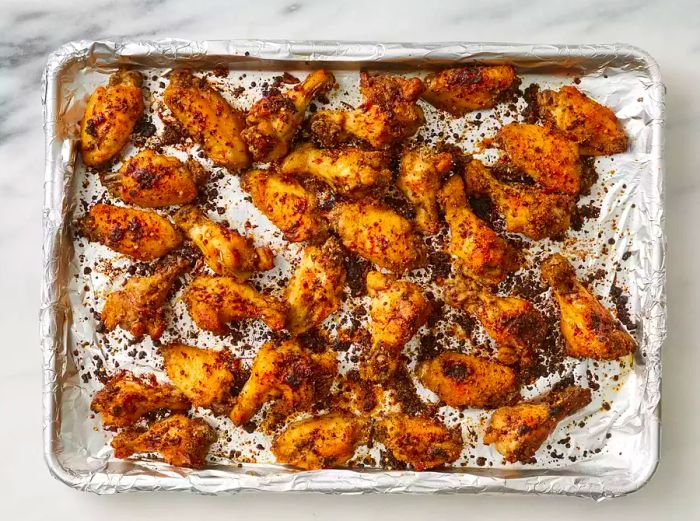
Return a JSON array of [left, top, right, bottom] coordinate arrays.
[[484, 385, 592, 463], [285, 238, 347, 335], [184, 275, 286, 334], [397, 147, 453, 235], [112, 414, 216, 468], [163, 70, 250, 171], [229, 340, 337, 426], [422, 64, 517, 117], [439, 175, 520, 285], [242, 69, 336, 162], [537, 86, 628, 156], [326, 200, 426, 273], [310, 72, 425, 149], [376, 413, 462, 471], [272, 413, 368, 470], [464, 159, 574, 240], [91, 372, 190, 429], [80, 70, 144, 167], [101, 256, 191, 340], [280, 144, 392, 197], [541, 254, 636, 360], [417, 352, 519, 408], [80, 203, 182, 261], [174, 205, 274, 280], [361, 271, 431, 383]]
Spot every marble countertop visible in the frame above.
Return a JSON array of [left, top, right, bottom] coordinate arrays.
[[1, 0, 697, 518]]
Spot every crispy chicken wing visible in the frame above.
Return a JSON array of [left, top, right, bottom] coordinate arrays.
[[242, 69, 336, 162], [174, 205, 274, 280], [484, 385, 592, 463], [541, 254, 636, 359], [91, 372, 190, 429], [422, 64, 517, 116], [80, 70, 144, 167], [112, 414, 216, 468], [537, 86, 628, 156], [163, 70, 250, 171], [80, 203, 182, 261], [397, 147, 453, 235], [229, 340, 337, 426], [326, 200, 426, 273]]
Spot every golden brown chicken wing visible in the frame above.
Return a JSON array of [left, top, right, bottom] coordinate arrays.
[[397, 147, 453, 235], [484, 385, 592, 463], [242, 69, 336, 162], [422, 64, 517, 116], [537, 86, 628, 156], [229, 340, 337, 426], [91, 372, 190, 429], [80, 203, 182, 261], [173, 205, 274, 280], [112, 414, 216, 468], [271, 413, 368, 470], [540, 254, 636, 360], [80, 70, 144, 167], [163, 70, 250, 171]]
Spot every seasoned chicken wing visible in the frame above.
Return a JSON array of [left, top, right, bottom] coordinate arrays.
[[80, 70, 144, 167], [537, 86, 628, 156], [376, 413, 462, 470], [272, 413, 368, 470], [184, 275, 286, 334], [326, 200, 426, 273], [541, 254, 636, 359], [80, 203, 182, 261], [242, 69, 336, 162], [285, 238, 347, 335], [422, 64, 517, 116], [397, 147, 453, 235], [174, 205, 274, 280], [112, 414, 216, 468], [101, 256, 190, 340], [439, 175, 520, 285], [163, 70, 250, 171], [280, 144, 392, 197], [484, 385, 592, 463], [91, 372, 190, 429], [361, 271, 431, 383], [229, 340, 337, 426]]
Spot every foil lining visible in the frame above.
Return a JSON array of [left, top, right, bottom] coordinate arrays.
[[41, 40, 665, 499]]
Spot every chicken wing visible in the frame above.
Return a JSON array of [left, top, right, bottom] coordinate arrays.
[[91, 372, 190, 429], [101, 256, 191, 340], [173, 205, 274, 280], [484, 385, 592, 463], [229, 340, 337, 426], [285, 238, 347, 335], [397, 147, 453, 235], [326, 200, 426, 273], [112, 414, 216, 468], [540, 254, 636, 360], [272, 413, 368, 470], [80, 70, 144, 167], [163, 70, 250, 171], [242, 69, 336, 162], [438, 175, 520, 285], [361, 271, 431, 383], [537, 86, 628, 156], [422, 64, 517, 116], [80, 203, 182, 261], [376, 413, 462, 470]]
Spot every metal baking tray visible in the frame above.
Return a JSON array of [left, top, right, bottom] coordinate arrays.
[[42, 40, 665, 499]]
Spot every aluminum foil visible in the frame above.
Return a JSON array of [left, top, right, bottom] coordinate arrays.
[[41, 40, 665, 499]]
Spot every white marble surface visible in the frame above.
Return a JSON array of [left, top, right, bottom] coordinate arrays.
[[1, 0, 697, 518]]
